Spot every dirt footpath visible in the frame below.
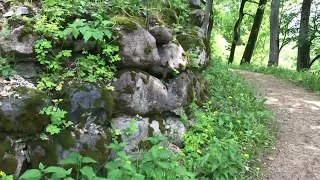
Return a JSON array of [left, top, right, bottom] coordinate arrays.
[[235, 70, 320, 180]]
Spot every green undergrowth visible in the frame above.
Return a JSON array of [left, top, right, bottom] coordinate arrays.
[[232, 64, 320, 94], [181, 58, 275, 179], [13, 58, 276, 180]]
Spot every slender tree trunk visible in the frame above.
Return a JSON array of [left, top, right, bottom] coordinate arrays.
[[228, 0, 247, 64], [268, 0, 281, 67], [240, 0, 268, 65], [297, 0, 313, 71], [201, 0, 213, 39]]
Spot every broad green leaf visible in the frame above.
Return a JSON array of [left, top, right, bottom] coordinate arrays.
[[72, 29, 80, 39], [58, 152, 81, 165], [38, 163, 45, 170], [103, 29, 112, 39], [19, 169, 41, 180], [82, 157, 97, 164], [80, 166, 95, 179], [92, 31, 104, 41], [83, 31, 93, 42]]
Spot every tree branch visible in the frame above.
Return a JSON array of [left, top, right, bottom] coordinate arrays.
[[244, 13, 255, 18], [247, 0, 259, 4], [309, 54, 320, 68]]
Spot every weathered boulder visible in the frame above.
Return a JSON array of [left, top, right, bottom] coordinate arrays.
[[190, 9, 205, 27], [189, 0, 201, 9], [149, 26, 173, 44], [164, 117, 186, 148], [167, 72, 194, 109], [113, 17, 161, 69], [3, 6, 29, 17], [0, 26, 37, 60], [112, 115, 165, 154], [59, 83, 114, 127], [28, 125, 111, 169], [14, 62, 37, 79], [193, 73, 209, 104], [157, 42, 188, 75], [112, 70, 168, 115], [112, 116, 150, 153], [0, 136, 28, 179], [0, 88, 50, 135], [177, 32, 209, 68]]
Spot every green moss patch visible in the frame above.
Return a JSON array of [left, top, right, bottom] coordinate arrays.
[[158, 8, 178, 26], [80, 136, 111, 163], [144, 42, 153, 54], [0, 88, 51, 134], [54, 129, 76, 150], [30, 139, 59, 168], [176, 34, 206, 52], [112, 16, 140, 33], [0, 157, 18, 175]]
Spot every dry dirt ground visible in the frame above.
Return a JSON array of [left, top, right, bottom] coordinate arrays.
[[234, 70, 320, 180]]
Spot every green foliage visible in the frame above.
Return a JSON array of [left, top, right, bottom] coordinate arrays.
[[39, 99, 73, 136], [125, 118, 139, 136], [20, 0, 121, 92], [19, 152, 98, 180], [0, 57, 17, 78], [0, 171, 14, 180], [182, 58, 275, 179], [19, 134, 195, 180], [106, 133, 195, 180], [187, 48, 201, 68]]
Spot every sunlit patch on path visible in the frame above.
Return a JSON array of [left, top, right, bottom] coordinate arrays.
[[235, 70, 320, 180]]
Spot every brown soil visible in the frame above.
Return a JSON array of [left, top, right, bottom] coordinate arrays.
[[234, 70, 320, 180]]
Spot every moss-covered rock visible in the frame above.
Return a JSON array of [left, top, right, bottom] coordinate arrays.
[[29, 125, 112, 170], [29, 139, 59, 168], [112, 16, 140, 33], [59, 83, 114, 127], [176, 34, 206, 52], [149, 26, 174, 44], [112, 16, 161, 71], [0, 156, 18, 175], [158, 8, 179, 26], [176, 30, 209, 68], [166, 72, 195, 109], [0, 87, 50, 135], [189, 9, 205, 27]]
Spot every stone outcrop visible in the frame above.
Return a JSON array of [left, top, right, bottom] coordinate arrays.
[[112, 70, 168, 115], [0, 26, 37, 60], [0, 3, 210, 177], [149, 26, 173, 44]]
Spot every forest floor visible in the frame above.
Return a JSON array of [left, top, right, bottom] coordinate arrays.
[[234, 70, 320, 180]]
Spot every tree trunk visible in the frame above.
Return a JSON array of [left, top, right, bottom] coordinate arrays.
[[201, 0, 213, 39], [240, 0, 268, 65], [228, 0, 247, 64], [297, 0, 313, 71], [268, 0, 281, 67]]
